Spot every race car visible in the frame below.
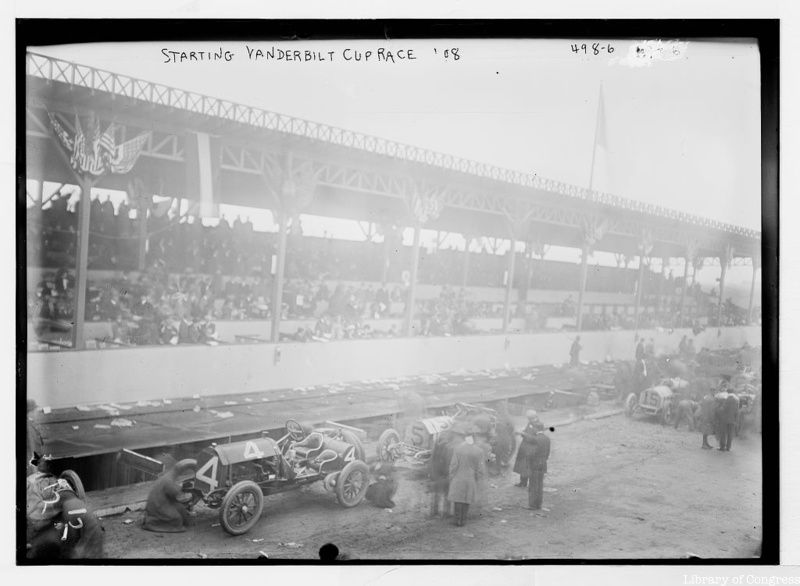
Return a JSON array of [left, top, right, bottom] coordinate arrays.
[[375, 402, 497, 466], [175, 420, 369, 535]]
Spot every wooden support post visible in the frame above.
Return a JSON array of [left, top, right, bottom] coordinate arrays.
[[137, 197, 149, 271], [748, 256, 760, 324], [679, 255, 691, 328], [404, 224, 422, 336], [461, 235, 471, 288], [270, 213, 288, 343], [633, 256, 646, 332], [576, 244, 590, 331], [71, 177, 94, 350], [381, 225, 396, 286], [502, 237, 517, 333], [717, 248, 730, 328]]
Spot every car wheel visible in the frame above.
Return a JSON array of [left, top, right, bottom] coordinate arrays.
[[377, 428, 401, 462], [59, 470, 86, 500], [219, 480, 264, 536], [340, 430, 366, 462], [335, 460, 370, 508], [624, 394, 637, 418]]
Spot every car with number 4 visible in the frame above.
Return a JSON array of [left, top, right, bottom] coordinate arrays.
[[175, 420, 369, 535]]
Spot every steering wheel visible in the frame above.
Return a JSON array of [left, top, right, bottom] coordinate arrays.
[[285, 419, 305, 441]]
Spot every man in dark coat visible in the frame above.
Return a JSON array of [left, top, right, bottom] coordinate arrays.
[[143, 459, 196, 532], [526, 423, 551, 510], [718, 392, 740, 452], [673, 399, 697, 431], [635, 338, 645, 362], [430, 429, 457, 518], [365, 462, 398, 509], [491, 402, 517, 473], [570, 336, 582, 367], [513, 410, 541, 487], [447, 425, 485, 527], [697, 393, 717, 449]]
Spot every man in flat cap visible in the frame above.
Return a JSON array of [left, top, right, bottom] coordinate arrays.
[[513, 410, 541, 488]]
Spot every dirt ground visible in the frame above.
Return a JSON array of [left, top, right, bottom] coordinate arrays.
[[99, 412, 762, 560]]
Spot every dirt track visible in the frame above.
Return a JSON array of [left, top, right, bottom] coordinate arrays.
[[99, 412, 762, 560]]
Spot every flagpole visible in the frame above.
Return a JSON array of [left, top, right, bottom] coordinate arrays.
[[588, 84, 603, 191]]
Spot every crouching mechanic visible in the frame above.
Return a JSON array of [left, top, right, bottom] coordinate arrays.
[[26, 456, 104, 560], [143, 458, 197, 533], [365, 462, 399, 509]]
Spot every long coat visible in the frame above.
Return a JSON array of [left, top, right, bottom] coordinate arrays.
[[474, 436, 493, 507], [513, 422, 539, 477], [447, 441, 485, 505], [143, 469, 190, 533], [720, 394, 740, 425], [697, 396, 716, 435], [527, 433, 551, 473]]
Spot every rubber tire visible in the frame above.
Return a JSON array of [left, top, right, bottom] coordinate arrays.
[[335, 460, 370, 508], [59, 470, 86, 500], [340, 430, 366, 462], [624, 394, 637, 418], [377, 429, 402, 462], [219, 480, 264, 536]]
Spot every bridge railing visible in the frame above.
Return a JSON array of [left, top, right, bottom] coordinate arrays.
[[27, 52, 759, 240]]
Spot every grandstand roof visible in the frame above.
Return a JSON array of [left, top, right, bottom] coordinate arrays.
[[25, 52, 760, 260]]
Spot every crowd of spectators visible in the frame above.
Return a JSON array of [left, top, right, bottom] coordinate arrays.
[[27, 193, 724, 347], [28, 193, 681, 294]]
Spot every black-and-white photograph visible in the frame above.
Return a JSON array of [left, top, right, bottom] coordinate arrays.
[[19, 22, 775, 562]]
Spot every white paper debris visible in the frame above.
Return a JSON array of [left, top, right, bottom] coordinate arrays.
[[110, 418, 134, 427], [72, 425, 80, 430], [94, 424, 111, 429]]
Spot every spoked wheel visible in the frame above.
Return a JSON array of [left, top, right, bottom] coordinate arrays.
[[624, 394, 637, 418], [59, 470, 86, 500], [220, 480, 264, 535], [335, 461, 370, 508], [340, 430, 366, 462], [376, 429, 401, 463]]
